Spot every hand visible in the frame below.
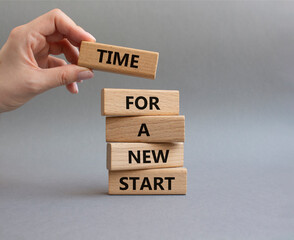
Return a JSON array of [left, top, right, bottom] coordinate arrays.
[[0, 9, 95, 113]]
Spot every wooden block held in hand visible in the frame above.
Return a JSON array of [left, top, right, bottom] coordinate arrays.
[[107, 142, 184, 171], [78, 41, 159, 79], [106, 116, 185, 142], [101, 88, 179, 116], [109, 167, 187, 195]]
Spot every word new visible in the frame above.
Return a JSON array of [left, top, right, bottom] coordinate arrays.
[[97, 49, 139, 68], [129, 150, 169, 164], [119, 177, 175, 190]]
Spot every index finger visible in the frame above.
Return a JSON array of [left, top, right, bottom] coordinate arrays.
[[27, 9, 96, 46]]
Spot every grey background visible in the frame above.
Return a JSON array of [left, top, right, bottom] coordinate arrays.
[[0, 1, 294, 239]]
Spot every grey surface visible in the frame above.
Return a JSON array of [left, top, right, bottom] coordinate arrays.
[[0, 1, 294, 239]]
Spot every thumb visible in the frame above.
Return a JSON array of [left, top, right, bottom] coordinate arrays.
[[40, 64, 94, 91]]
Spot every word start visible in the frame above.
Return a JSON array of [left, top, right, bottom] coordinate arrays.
[[119, 177, 175, 191]]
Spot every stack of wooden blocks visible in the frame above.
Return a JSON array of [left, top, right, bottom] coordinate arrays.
[[78, 41, 187, 195], [101, 88, 187, 195]]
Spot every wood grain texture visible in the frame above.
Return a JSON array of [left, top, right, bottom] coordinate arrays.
[[106, 116, 185, 142], [78, 41, 159, 79], [101, 88, 179, 116], [108, 167, 187, 195], [107, 142, 184, 171]]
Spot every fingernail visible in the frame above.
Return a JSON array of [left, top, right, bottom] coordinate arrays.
[[86, 32, 96, 41], [77, 70, 94, 81], [77, 80, 83, 83], [74, 83, 79, 94]]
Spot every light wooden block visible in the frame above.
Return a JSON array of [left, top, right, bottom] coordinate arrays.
[[101, 88, 179, 116], [78, 41, 159, 79], [107, 142, 184, 171], [106, 116, 185, 142], [108, 167, 187, 195]]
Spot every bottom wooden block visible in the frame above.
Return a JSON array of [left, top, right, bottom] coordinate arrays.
[[108, 168, 187, 195]]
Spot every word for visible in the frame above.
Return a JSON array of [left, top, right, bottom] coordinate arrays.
[[97, 49, 139, 68], [128, 150, 169, 164], [119, 177, 175, 190], [126, 96, 160, 110]]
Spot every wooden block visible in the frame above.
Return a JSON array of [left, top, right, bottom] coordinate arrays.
[[101, 88, 179, 116], [107, 142, 184, 171], [108, 167, 187, 195], [78, 41, 159, 79], [106, 116, 185, 142]]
